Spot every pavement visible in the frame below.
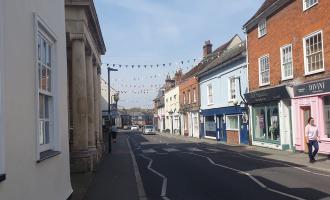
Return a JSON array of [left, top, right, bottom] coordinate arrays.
[[158, 132, 330, 173], [76, 130, 330, 200]]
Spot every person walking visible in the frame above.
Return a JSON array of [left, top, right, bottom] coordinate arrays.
[[305, 117, 320, 163]]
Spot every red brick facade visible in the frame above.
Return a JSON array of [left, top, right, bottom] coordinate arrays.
[[247, 0, 330, 91], [179, 77, 200, 110]]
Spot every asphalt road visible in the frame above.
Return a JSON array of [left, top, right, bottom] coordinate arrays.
[[128, 131, 330, 200]]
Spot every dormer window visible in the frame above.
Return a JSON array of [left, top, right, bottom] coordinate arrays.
[[258, 19, 267, 38], [303, 0, 318, 11]]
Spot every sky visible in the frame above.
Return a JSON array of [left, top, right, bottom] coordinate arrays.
[[94, 0, 264, 109]]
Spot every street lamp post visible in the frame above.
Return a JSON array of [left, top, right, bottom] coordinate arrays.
[[108, 67, 118, 153]]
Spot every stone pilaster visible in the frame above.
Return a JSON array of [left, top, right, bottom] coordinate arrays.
[[93, 64, 102, 160], [86, 53, 97, 171], [70, 34, 90, 173]]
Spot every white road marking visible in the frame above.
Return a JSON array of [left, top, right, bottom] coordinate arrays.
[[185, 152, 305, 200], [142, 149, 157, 154], [186, 147, 203, 152], [206, 148, 223, 152], [237, 153, 330, 177], [140, 154, 170, 200], [127, 138, 147, 200], [163, 148, 179, 152]]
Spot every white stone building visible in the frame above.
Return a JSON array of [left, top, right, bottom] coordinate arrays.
[[165, 86, 181, 134], [0, 0, 72, 199]]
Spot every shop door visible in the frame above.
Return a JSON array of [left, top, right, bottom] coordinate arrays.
[[239, 115, 249, 144], [218, 116, 227, 142], [302, 107, 311, 153]]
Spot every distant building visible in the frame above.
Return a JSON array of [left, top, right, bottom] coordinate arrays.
[[154, 87, 166, 132]]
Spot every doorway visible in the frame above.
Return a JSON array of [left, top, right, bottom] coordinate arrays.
[[301, 106, 311, 153]]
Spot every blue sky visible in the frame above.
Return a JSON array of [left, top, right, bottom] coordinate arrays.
[[94, 0, 264, 109]]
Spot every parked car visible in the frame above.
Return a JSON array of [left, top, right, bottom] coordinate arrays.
[[143, 125, 155, 135], [131, 125, 139, 131]]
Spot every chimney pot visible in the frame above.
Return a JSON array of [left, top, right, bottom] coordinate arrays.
[[203, 40, 212, 57]]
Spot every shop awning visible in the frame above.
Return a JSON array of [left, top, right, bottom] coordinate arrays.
[[200, 106, 245, 117]]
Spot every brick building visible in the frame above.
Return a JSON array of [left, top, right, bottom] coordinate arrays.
[[243, 0, 330, 154], [179, 67, 201, 138]]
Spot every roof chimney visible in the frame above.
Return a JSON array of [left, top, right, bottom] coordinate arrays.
[[203, 40, 212, 57]]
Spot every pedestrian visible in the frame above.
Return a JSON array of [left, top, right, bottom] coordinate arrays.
[[305, 117, 320, 163], [112, 125, 118, 143]]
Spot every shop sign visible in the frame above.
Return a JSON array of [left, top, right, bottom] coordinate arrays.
[[244, 86, 290, 104], [294, 79, 330, 97]]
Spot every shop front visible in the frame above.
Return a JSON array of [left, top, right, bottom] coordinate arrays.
[[200, 106, 248, 144], [245, 85, 293, 150], [293, 78, 330, 155]]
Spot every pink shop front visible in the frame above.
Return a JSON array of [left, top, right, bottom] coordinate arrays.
[[293, 78, 330, 155]]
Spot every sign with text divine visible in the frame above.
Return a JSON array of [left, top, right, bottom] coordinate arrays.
[[294, 79, 330, 97], [244, 86, 290, 104]]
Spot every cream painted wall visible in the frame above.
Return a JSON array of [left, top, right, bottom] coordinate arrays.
[[164, 86, 180, 132], [0, 0, 72, 199], [100, 78, 117, 111]]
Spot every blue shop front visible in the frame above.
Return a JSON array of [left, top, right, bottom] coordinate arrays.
[[200, 106, 249, 145]]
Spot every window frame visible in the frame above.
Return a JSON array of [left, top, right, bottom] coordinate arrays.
[[0, 0, 5, 178], [193, 88, 197, 103], [34, 14, 59, 160], [226, 115, 239, 131], [303, 30, 324, 75], [303, 0, 318, 11], [258, 18, 267, 38], [228, 77, 236, 101], [207, 84, 213, 105], [258, 54, 270, 86], [280, 44, 294, 80]]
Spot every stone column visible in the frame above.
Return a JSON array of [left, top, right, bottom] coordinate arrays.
[[86, 53, 97, 170], [97, 69, 103, 151], [93, 64, 102, 159], [70, 34, 90, 172]]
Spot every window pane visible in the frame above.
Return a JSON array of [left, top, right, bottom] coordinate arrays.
[[45, 121, 50, 144], [39, 120, 45, 145], [41, 66, 47, 91], [47, 68, 51, 92], [37, 35, 42, 61], [253, 107, 266, 140], [39, 94, 45, 118], [38, 64, 42, 89], [44, 95, 49, 118]]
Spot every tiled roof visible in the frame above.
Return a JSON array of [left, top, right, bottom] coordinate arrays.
[[197, 42, 246, 76], [181, 38, 234, 81], [244, 0, 278, 27]]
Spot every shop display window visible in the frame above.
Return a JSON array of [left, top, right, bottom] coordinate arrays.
[[205, 116, 216, 137], [253, 103, 280, 143], [323, 96, 330, 138]]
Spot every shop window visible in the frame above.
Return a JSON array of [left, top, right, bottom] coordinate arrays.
[[226, 115, 239, 131], [253, 104, 280, 143], [205, 116, 216, 137], [323, 96, 330, 138]]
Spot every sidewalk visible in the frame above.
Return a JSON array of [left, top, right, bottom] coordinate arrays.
[[158, 132, 330, 173], [81, 133, 139, 200]]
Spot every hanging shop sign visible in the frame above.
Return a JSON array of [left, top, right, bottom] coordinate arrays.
[[294, 78, 330, 97]]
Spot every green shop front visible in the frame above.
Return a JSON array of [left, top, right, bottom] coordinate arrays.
[[245, 85, 294, 151]]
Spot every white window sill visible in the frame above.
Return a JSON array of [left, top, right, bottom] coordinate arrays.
[[281, 76, 293, 81], [304, 69, 325, 76], [258, 33, 267, 39], [259, 82, 270, 87], [207, 103, 214, 106]]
